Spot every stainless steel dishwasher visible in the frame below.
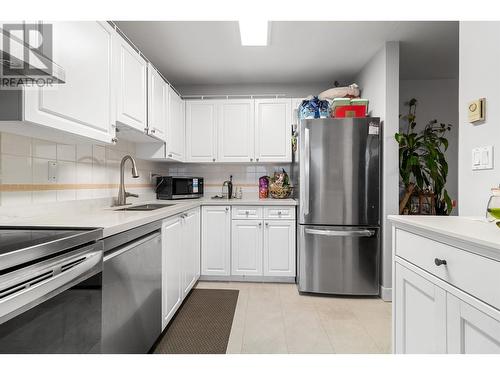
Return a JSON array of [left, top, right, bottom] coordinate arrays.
[[102, 221, 162, 354]]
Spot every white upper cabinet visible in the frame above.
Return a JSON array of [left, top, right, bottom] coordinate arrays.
[[185, 101, 217, 162], [22, 22, 116, 143], [218, 100, 255, 162], [255, 98, 292, 162], [114, 33, 147, 133], [166, 86, 185, 161], [147, 64, 167, 141]]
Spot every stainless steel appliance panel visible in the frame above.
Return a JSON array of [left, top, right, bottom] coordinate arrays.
[[299, 118, 380, 226], [298, 225, 380, 295], [102, 232, 161, 354]]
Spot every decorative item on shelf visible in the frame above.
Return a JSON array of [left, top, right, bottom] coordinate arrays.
[[486, 186, 500, 222], [395, 98, 453, 215], [259, 176, 269, 199], [269, 169, 292, 199], [318, 83, 360, 101], [408, 189, 436, 215], [299, 96, 330, 119]]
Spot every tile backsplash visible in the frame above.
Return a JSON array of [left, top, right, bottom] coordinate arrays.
[[166, 163, 292, 196], [0, 132, 167, 207], [0, 131, 293, 207]]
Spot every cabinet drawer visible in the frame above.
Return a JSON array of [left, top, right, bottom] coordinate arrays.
[[395, 229, 500, 310], [264, 206, 296, 220], [232, 206, 263, 219]]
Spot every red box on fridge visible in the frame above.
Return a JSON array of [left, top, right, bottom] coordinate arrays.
[[334, 105, 367, 118]]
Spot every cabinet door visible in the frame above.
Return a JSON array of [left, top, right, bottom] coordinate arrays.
[[182, 208, 201, 296], [263, 220, 296, 277], [185, 101, 217, 162], [394, 262, 447, 353], [114, 34, 147, 132], [166, 87, 185, 161], [147, 64, 167, 141], [218, 100, 254, 162], [161, 216, 183, 329], [255, 98, 292, 162], [447, 294, 500, 353], [201, 206, 231, 276], [24, 21, 116, 143], [231, 220, 263, 276]]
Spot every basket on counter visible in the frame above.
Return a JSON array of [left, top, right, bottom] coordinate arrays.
[[269, 184, 293, 199]]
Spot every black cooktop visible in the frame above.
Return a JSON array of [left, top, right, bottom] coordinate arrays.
[[0, 227, 103, 271]]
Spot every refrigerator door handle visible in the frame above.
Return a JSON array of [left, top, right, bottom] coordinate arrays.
[[303, 127, 310, 215], [304, 228, 375, 237]]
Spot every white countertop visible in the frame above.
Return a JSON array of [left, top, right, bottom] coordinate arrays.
[[389, 215, 500, 259], [0, 197, 297, 238]]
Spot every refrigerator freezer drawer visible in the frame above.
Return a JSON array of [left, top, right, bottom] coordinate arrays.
[[298, 225, 380, 295]]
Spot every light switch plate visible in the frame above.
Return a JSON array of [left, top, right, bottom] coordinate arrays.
[[468, 98, 485, 123], [472, 146, 493, 170]]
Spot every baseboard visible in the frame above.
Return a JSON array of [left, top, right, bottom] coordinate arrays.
[[380, 285, 392, 301], [199, 275, 296, 283]]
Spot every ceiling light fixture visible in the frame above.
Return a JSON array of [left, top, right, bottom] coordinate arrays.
[[238, 20, 269, 46]]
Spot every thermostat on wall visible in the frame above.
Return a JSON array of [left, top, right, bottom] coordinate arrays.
[[468, 98, 485, 123]]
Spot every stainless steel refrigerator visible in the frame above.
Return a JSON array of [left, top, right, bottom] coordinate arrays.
[[294, 117, 381, 295]]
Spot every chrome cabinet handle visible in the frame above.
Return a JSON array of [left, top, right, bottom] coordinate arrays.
[[434, 258, 447, 266], [304, 228, 375, 237], [225, 207, 229, 212], [168, 153, 173, 157], [256, 158, 259, 162], [265, 222, 269, 227], [250, 158, 253, 162], [212, 158, 216, 162], [258, 222, 262, 227], [245, 210, 249, 215]]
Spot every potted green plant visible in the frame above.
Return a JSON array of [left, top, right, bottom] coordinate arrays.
[[395, 98, 453, 215]]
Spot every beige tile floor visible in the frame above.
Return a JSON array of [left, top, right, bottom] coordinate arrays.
[[195, 281, 392, 354]]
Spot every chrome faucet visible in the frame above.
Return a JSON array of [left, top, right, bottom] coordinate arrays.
[[116, 155, 140, 206]]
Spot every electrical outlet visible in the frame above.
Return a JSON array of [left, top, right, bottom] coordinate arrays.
[[48, 161, 57, 182]]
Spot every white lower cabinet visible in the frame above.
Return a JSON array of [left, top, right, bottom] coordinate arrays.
[[447, 294, 500, 353], [200, 205, 297, 280], [231, 220, 263, 276], [161, 215, 183, 329], [393, 227, 500, 354], [161, 208, 201, 330], [394, 262, 447, 354], [263, 220, 296, 277], [201, 206, 231, 276], [181, 208, 201, 295]]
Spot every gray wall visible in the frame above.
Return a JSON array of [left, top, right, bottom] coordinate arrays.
[[459, 22, 500, 216], [355, 41, 400, 301], [399, 79, 459, 214]]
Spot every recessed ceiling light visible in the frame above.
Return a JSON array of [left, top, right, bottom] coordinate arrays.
[[238, 20, 269, 46]]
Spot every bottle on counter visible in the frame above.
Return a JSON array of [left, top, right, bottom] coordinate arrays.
[[228, 175, 233, 200]]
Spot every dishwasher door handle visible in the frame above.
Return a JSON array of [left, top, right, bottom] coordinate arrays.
[[304, 228, 375, 237], [104, 232, 160, 262]]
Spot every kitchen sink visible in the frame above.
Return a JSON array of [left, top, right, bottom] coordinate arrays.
[[115, 203, 176, 211]]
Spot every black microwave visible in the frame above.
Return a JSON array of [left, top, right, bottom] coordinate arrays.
[[156, 176, 204, 200]]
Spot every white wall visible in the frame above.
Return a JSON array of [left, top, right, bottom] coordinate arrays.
[[177, 82, 338, 98], [355, 41, 399, 300], [399, 79, 459, 213], [459, 22, 500, 216]]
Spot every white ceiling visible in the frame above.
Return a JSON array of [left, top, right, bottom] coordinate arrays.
[[115, 21, 458, 87]]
